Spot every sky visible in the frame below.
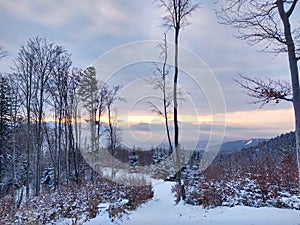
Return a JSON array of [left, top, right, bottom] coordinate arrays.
[[0, 0, 298, 149]]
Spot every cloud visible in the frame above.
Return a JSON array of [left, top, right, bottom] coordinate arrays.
[[67, 0, 165, 41], [224, 108, 294, 127], [1, 0, 72, 26], [0, 0, 296, 147], [0, 0, 152, 39]]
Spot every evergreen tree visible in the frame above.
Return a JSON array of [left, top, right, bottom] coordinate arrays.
[[129, 147, 138, 173], [78, 67, 99, 179], [0, 75, 12, 187]]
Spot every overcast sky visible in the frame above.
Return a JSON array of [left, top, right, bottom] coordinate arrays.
[[0, 0, 298, 148]]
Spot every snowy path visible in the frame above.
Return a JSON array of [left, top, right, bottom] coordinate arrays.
[[121, 180, 177, 224], [85, 180, 300, 225]]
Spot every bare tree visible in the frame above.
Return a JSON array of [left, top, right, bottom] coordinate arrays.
[[217, 0, 300, 186], [66, 69, 81, 184], [155, 0, 199, 201], [72, 68, 84, 183], [96, 81, 110, 146], [147, 33, 173, 152], [46, 46, 72, 188], [12, 41, 35, 197], [32, 37, 68, 195], [13, 36, 72, 195], [106, 86, 121, 179]]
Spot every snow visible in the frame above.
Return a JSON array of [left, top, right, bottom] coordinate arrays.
[[246, 139, 253, 145], [83, 180, 300, 225], [97, 203, 110, 210]]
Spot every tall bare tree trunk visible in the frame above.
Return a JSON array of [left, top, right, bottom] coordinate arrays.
[[162, 34, 173, 153], [293, 99, 300, 187], [277, 0, 300, 187], [25, 74, 33, 198], [108, 105, 115, 179], [35, 84, 45, 196], [57, 107, 63, 189], [64, 112, 69, 185], [174, 26, 186, 200], [74, 105, 80, 183], [155, 0, 198, 201], [26, 106, 31, 198], [54, 104, 58, 190], [10, 82, 17, 206]]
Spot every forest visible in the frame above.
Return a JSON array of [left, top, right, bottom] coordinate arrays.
[[1, 0, 300, 224]]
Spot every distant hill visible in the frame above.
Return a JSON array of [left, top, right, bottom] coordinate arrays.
[[191, 132, 296, 167], [239, 131, 296, 162], [215, 132, 296, 163], [215, 131, 297, 171], [219, 138, 267, 155], [194, 138, 267, 155]]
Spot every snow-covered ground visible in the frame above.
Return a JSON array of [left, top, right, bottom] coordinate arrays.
[[83, 180, 300, 225]]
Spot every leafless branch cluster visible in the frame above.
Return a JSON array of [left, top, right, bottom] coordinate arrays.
[[216, 0, 300, 58], [234, 74, 293, 107], [145, 100, 169, 117], [145, 33, 172, 116], [155, 0, 200, 30]]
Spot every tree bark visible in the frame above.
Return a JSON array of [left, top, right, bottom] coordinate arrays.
[[174, 26, 185, 200], [35, 83, 45, 196], [108, 105, 115, 179], [277, 0, 300, 187], [162, 34, 173, 153], [25, 78, 32, 198]]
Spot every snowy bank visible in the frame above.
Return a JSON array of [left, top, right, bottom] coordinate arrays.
[[84, 180, 300, 225]]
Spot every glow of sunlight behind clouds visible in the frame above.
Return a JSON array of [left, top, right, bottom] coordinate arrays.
[[108, 107, 294, 149]]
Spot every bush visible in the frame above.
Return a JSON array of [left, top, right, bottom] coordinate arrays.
[[0, 176, 153, 224]]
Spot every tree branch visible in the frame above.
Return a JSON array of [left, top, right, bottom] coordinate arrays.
[[216, 0, 288, 54], [155, 0, 199, 29], [145, 100, 165, 117], [234, 74, 293, 107], [286, 0, 299, 18]]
